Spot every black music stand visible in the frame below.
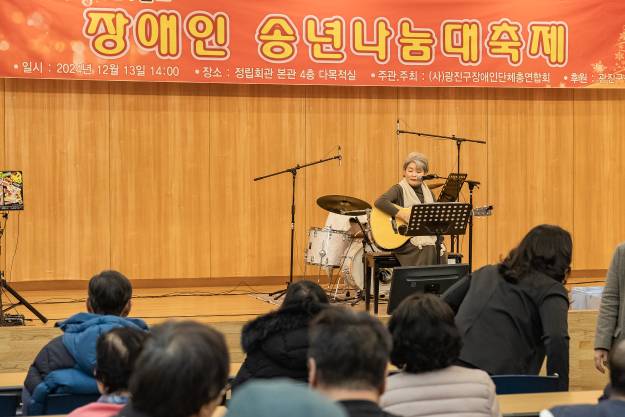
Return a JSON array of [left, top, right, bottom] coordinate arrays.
[[436, 173, 467, 261], [436, 173, 467, 203], [405, 202, 472, 264]]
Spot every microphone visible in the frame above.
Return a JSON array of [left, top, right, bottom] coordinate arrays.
[[338, 145, 342, 167], [421, 174, 439, 180]]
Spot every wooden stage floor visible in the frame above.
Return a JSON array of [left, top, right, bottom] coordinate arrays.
[[0, 282, 379, 375]]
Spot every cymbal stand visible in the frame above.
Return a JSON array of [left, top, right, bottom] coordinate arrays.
[[327, 240, 359, 303], [254, 153, 341, 300]]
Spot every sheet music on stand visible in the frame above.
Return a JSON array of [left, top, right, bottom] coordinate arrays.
[[405, 202, 472, 237], [437, 173, 467, 203]]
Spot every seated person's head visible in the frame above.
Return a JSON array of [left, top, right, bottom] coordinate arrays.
[[128, 320, 229, 417], [87, 270, 133, 316], [95, 327, 148, 396], [226, 379, 347, 417], [308, 307, 391, 398], [610, 339, 625, 397], [281, 280, 329, 312], [499, 224, 572, 283], [388, 293, 461, 373]]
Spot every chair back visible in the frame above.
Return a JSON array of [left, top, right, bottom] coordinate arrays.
[[44, 392, 100, 415], [491, 374, 561, 395], [0, 387, 21, 417]]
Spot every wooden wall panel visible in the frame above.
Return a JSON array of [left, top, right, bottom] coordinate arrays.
[[209, 84, 306, 278], [4, 79, 110, 281], [487, 89, 574, 263], [109, 82, 211, 279], [2, 78, 624, 281], [572, 89, 625, 269], [398, 88, 489, 267], [304, 86, 398, 276]]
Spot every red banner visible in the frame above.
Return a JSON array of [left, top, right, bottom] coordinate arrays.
[[1, 0, 624, 88]]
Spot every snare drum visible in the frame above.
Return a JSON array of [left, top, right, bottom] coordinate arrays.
[[305, 227, 352, 267]]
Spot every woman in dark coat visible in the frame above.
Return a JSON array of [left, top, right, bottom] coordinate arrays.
[[442, 224, 572, 391], [232, 280, 329, 390]]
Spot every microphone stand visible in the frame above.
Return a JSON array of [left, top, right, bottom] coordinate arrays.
[[397, 125, 486, 255], [466, 179, 480, 272], [254, 154, 341, 299]]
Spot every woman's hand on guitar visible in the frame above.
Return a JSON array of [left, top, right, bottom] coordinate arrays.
[[396, 207, 411, 224]]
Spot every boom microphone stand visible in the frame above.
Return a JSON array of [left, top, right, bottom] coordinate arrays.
[[396, 123, 486, 254], [254, 153, 341, 299]]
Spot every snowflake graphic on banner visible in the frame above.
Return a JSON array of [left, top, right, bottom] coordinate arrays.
[[615, 25, 625, 72], [594, 25, 625, 75], [592, 61, 606, 74]]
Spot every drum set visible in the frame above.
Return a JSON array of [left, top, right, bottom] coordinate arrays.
[[305, 195, 391, 302]]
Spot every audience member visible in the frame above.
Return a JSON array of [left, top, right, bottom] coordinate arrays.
[[68, 327, 148, 417], [308, 307, 398, 417], [115, 320, 229, 417], [442, 224, 571, 390], [594, 242, 625, 373], [226, 379, 347, 417], [232, 280, 329, 390], [23, 271, 149, 415], [542, 339, 625, 416], [381, 293, 500, 417]]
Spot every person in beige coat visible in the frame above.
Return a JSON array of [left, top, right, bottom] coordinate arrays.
[[595, 242, 625, 373], [381, 293, 500, 417]]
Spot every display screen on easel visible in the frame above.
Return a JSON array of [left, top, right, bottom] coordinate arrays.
[[0, 171, 24, 211]]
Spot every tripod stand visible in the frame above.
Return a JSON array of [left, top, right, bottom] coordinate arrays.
[[254, 153, 341, 299], [0, 213, 48, 325]]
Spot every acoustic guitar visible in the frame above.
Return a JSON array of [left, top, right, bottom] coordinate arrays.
[[369, 203, 493, 250]]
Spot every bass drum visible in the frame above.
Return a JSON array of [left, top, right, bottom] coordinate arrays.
[[340, 241, 392, 294]]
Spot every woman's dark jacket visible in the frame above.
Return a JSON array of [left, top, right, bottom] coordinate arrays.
[[232, 305, 320, 391], [442, 264, 570, 390]]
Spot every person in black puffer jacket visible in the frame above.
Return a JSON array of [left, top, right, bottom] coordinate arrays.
[[232, 280, 329, 391]]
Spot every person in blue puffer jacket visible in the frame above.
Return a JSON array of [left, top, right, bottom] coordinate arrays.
[[22, 270, 149, 415]]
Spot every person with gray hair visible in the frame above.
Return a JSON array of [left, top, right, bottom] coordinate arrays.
[[374, 152, 446, 266]]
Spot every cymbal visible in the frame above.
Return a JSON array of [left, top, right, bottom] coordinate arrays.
[[317, 195, 371, 216], [427, 181, 445, 190]]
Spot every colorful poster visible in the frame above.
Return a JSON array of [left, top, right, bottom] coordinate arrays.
[[0, 171, 24, 211], [0, 0, 624, 88]]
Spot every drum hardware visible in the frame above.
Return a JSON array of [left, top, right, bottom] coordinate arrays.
[[314, 195, 392, 305], [332, 209, 376, 305]]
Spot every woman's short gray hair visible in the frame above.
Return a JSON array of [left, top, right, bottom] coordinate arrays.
[[403, 152, 429, 173]]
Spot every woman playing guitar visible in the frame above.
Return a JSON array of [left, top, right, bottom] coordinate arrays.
[[374, 152, 447, 266]]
